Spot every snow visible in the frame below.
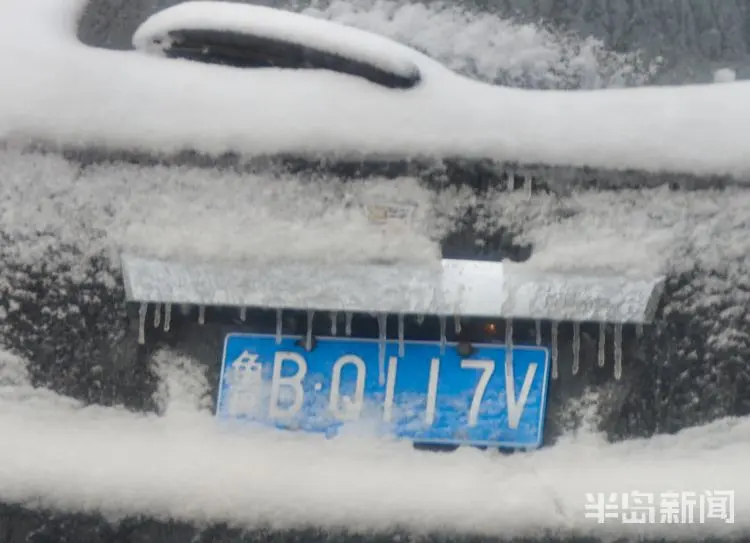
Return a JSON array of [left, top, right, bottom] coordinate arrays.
[[714, 68, 737, 83], [132, 2, 422, 83], [306, 0, 661, 89], [1, 0, 750, 179], [0, 347, 748, 538], [4, 147, 750, 281], [0, 149, 440, 268]]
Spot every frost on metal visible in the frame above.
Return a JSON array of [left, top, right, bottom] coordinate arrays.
[[121, 254, 664, 323]]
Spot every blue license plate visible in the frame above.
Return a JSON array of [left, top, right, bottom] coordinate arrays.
[[216, 333, 551, 449]]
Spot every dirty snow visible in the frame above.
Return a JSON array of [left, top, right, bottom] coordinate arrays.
[[1, 0, 750, 179], [0, 348, 747, 538]]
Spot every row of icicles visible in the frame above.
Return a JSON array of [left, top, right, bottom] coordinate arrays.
[[138, 303, 638, 383]]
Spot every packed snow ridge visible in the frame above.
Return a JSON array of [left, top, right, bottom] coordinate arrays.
[[1, 0, 750, 180]]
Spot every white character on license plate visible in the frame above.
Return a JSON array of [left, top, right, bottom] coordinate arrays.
[[228, 349, 538, 430]]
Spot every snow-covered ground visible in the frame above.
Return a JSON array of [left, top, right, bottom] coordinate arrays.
[[0, 348, 748, 539]]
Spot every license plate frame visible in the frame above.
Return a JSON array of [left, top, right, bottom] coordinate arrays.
[[216, 333, 551, 449]]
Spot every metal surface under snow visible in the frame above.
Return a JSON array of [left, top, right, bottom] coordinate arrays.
[[217, 333, 551, 448]]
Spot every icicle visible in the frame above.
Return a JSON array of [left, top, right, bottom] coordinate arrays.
[[163, 303, 171, 332], [614, 323, 623, 380], [198, 306, 205, 325], [454, 316, 461, 334], [239, 307, 246, 322], [345, 312, 353, 336], [377, 313, 387, 386], [305, 311, 315, 351], [506, 318, 514, 348], [535, 320, 542, 346], [524, 176, 532, 196], [330, 312, 338, 336], [153, 303, 161, 328], [551, 321, 559, 379], [138, 303, 147, 345], [636, 324, 643, 339], [416, 314, 424, 325], [439, 316, 447, 354], [506, 172, 514, 191], [398, 314, 405, 357], [572, 322, 580, 375], [505, 318, 514, 374], [598, 323, 606, 367], [275, 308, 282, 344]]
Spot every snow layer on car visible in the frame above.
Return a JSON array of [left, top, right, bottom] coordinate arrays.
[[132, 1, 422, 84], [5, 147, 750, 278], [0, 150, 441, 268], [1, 0, 750, 180], [0, 349, 748, 539]]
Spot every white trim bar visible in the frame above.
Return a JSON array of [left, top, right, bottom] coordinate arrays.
[[120, 254, 664, 324]]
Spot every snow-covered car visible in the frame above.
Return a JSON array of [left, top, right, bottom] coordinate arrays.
[[1, 0, 749, 456]]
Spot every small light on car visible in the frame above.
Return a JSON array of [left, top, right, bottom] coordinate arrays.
[[484, 322, 497, 335]]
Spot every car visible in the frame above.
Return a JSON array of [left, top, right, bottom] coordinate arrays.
[[1, 0, 749, 456]]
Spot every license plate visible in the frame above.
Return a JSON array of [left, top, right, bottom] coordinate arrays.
[[216, 334, 551, 449]]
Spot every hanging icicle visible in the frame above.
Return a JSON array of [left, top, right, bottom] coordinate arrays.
[[524, 176, 533, 196], [305, 310, 315, 351], [636, 324, 643, 339], [454, 316, 461, 334], [506, 318, 514, 347], [416, 314, 424, 325], [572, 322, 580, 375], [535, 320, 542, 345], [505, 318, 514, 372], [551, 321, 559, 380], [598, 323, 606, 367], [398, 314, 405, 357], [330, 312, 338, 336], [239, 307, 246, 322], [345, 312, 353, 336], [198, 306, 205, 325], [153, 303, 161, 328], [377, 313, 387, 386], [275, 308, 283, 344], [506, 172, 514, 191], [163, 303, 172, 332], [138, 303, 147, 345], [614, 323, 623, 380], [439, 316, 447, 354]]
